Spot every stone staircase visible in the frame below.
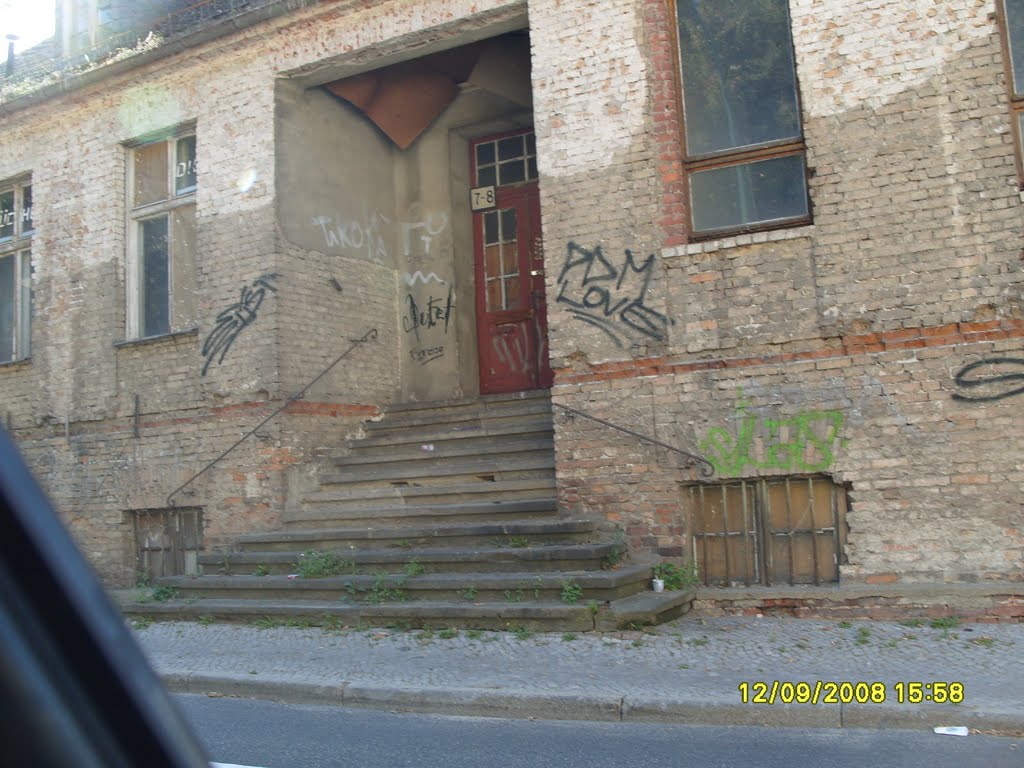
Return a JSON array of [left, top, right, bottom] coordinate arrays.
[[121, 390, 693, 631]]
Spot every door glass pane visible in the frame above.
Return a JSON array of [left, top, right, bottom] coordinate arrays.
[[690, 153, 808, 232], [486, 279, 502, 312], [505, 275, 520, 307], [498, 135, 524, 161], [1006, 0, 1024, 96], [484, 244, 501, 278], [676, 0, 801, 156], [175, 136, 198, 194], [140, 216, 170, 337], [134, 142, 168, 207], [499, 160, 526, 185], [477, 165, 497, 187], [0, 190, 14, 240], [476, 141, 495, 165], [500, 208, 517, 241], [501, 243, 519, 276], [483, 210, 499, 244]]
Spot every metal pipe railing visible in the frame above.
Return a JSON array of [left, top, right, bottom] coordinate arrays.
[[551, 401, 715, 478], [165, 327, 378, 507]]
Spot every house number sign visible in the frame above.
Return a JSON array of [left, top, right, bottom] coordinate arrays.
[[470, 185, 496, 211]]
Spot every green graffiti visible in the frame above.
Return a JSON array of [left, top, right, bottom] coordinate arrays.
[[700, 396, 845, 476]]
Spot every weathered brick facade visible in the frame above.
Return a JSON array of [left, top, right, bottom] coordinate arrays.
[[0, 0, 1021, 590]]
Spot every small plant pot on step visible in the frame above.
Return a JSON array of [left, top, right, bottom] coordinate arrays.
[[652, 577, 665, 593]]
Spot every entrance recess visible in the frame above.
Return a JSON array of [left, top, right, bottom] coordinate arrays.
[[472, 130, 553, 394]]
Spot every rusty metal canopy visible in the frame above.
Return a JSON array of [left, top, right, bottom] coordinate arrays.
[[324, 44, 484, 149], [322, 35, 531, 149]]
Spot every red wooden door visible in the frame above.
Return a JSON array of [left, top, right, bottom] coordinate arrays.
[[473, 181, 552, 394]]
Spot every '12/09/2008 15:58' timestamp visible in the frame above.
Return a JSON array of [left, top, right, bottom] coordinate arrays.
[[738, 681, 965, 705]]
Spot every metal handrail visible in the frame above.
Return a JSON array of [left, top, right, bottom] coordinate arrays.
[[552, 401, 715, 478], [166, 327, 378, 507]]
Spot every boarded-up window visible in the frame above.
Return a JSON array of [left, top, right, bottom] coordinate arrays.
[[685, 476, 847, 586], [133, 507, 202, 580]]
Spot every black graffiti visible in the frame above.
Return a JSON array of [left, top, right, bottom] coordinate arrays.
[[556, 242, 668, 347], [410, 346, 445, 365], [953, 356, 1024, 402], [402, 286, 452, 342], [201, 274, 278, 376]]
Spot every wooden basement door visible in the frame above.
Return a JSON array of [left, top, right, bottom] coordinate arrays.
[[471, 130, 553, 394], [685, 476, 849, 586]]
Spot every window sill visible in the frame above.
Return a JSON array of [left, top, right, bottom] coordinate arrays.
[[114, 327, 198, 348], [661, 223, 815, 259], [0, 356, 31, 369]]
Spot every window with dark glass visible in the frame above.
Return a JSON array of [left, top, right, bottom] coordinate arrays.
[[675, 0, 809, 236], [127, 131, 197, 339], [998, 0, 1024, 184], [0, 179, 32, 363], [474, 131, 537, 187]]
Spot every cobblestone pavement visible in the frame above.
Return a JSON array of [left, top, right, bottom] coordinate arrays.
[[134, 615, 1024, 731]]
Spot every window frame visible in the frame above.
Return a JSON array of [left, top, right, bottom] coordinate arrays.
[[125, 126, 197, 341], [996, 0, 1024, 188], [670, 0, 812, 240], [0, 177, 33, 364]]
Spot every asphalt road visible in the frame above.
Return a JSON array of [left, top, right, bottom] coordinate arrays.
[[175, 693, 1022, 768]]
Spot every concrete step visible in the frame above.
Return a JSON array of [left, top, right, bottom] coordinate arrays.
[[366, 398, 552, 434], [297, 478, 557, 512], [201, 542, 619, 575], [318, 453, 554, 487], [332, 436, 553, 469], [382, 389, 551, 415], [347, 418, 553, 457], [118, 598, 598, 632], [116, 588, 697, 632], [156, 565, 651, 603], [237, 518, 598, 552], [282, 498, 558, 529]]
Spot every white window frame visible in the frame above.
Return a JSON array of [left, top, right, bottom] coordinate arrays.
[[125, 126, 197, 340], [0, 178, 33, 363]]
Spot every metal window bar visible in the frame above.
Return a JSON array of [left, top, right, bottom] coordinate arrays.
[[688, 476, 845, 587]]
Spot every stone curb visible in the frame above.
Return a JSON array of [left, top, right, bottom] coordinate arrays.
[[160, 673, 1024, 733]]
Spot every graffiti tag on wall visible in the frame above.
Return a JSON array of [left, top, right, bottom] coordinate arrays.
[[556, 242, 668, 347], [699, 394, 846, 476], [201, 274, 278, 376], [311, 205, 449, 264], [953, 357, 1024, 402], [401, 279, 453, 365]]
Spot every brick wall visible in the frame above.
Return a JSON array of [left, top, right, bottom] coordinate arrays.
[[1, 0, 1021, 588], [535, 0, 1024, 583], [0, 0, 523, 585]]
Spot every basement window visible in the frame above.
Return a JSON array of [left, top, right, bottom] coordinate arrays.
[[133, 507, 203, 580], [684, 476, 848, 587]]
